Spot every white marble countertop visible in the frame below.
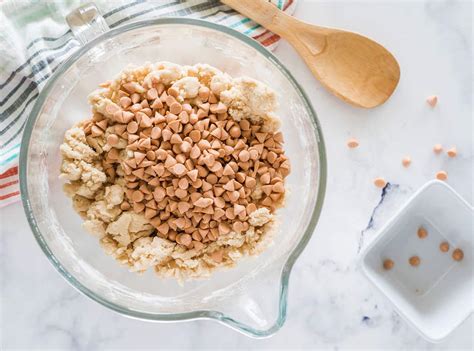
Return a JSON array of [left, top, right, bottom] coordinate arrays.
[[1, 0, 472, 349]]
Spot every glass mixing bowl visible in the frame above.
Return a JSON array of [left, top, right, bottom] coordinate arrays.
[[20, 14, 326, 337]]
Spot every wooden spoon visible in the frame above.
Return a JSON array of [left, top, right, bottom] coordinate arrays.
[[221, 0, 400, 108]]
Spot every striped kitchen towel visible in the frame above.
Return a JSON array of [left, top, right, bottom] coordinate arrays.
[[0, 0, 296, 208]]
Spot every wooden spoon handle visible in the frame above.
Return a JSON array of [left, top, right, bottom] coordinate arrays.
[[221, 0, 295, 38]]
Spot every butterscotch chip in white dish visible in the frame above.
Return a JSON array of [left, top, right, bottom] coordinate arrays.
[[439, 242, 449, 253], [452, 248, 464, 261], [409, 256, 421, 267], [59, 62, 291, 281], [383, 259, 394, 270], [417, 226, 428, 239]]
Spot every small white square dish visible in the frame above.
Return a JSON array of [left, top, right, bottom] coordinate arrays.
[[360, 180, 473, 342]]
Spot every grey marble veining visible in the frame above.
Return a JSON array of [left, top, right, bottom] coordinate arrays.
[[1, 1, 472, 349]]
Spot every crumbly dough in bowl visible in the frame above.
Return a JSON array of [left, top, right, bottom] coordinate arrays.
[[60, 62, 290, 282]]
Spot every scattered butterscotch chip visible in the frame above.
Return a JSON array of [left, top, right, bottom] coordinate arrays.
[[452, 248, 464, 261], [383, 259, 394, 270], [347, 138, 359, 149], [439, 242, 450, 253], [435, 170, 448, 181], [447, 147, 457, 158], [417, 227, 428, 239], [402, 156, 411, 168], [409, 256, 420, 267], [426, 95, 438, 107], [433, 144, 443, 154], [373, 177, 387, 188]]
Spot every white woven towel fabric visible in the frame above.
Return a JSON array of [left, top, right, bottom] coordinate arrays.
[[0, 0, 296, 207]]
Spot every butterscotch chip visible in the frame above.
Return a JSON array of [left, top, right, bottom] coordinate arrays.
[[153, 187, 166, 202], [246, 203, 257, 214], [108, 148, 120, 160], [208, 162, 222, 173], [261, 185, 272, 196], [409, 256, 420, 267], [433, 144, 443, 154], [206, 174, 218, 184], [198, 86, 210, 100], [272, 182, 285, 193], [214, 197, 225, 208], [194, 197, 213, 208], [261, 197, 273, 207], [210, 249, 224, 263], [234, 204, 245, 216], [133, 202, 145, 213], [180, 141, 191, 153], [402, 156, 411, 167], [248, 149, 258, 161], [347, 138, 359, 149], [157, 222, 169, 235], [193, 241, 205, 250], [167, 231, 176, 241], [447, 147, 457, 158], [435, 171, 448, 181], [120, 96, 132, 108], [260, 173, 271, 185], [373, 178, 386, 188], [239, 119, 250, 130], [223, 180, 235, 192], [132, 190, 144, 202], [225, 207, 235, 219], [178, 233, 192, 246], [146, 150, 156, 161], [218, 222, 231, 235], [120, 201, 131, 210], [439, 242, 449, 252], [232, 221, 245, 232], [162, 129, 172, 141], [151, 98, 163, 109], [426, 95, 438, 107], [164, 155, 177, 168], [229, 126, 241, 138], [178, 178, 189, 190], [127, 121, 138, 134], [91, 125, 103, 137], [189, 130, 201, 143], [134, 152, 146, 165], [186, 169, 198, 182], [417, 227, 428, 239], [198, 140, 211, 150], [190, 145, 201, 159], [383, 259, 394, 270], [145, 208, 157, 219], [175, 188, 188, 199], [452, 248, 464, 261], [245, 177, 256, 188], [177, 201, 191, 214], [155, 149, 168, 160], [238, 150, 250, 162]]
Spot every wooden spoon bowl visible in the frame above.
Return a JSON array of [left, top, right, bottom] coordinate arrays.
[[222, 0, 400, 108]]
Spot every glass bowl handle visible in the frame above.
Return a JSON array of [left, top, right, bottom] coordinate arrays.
[[66, 2, 109, 45]]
